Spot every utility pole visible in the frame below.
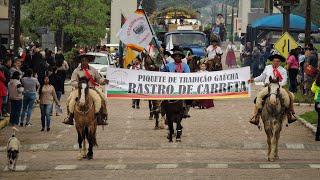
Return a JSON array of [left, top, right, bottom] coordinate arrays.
[[305, 0, 311, 45], [269, 0, 273, 15], [231, 1, 235, 43], [13, 0, 21, 56], [282, 4, 290, 33]]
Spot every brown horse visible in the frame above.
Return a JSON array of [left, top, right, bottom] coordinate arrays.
[[261, 78, 287, 161], [142, 53, 165, 129], [206, 55, 222, 71], [74, 78, 97, 160]]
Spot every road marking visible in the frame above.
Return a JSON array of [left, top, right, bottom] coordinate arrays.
[[105, 164, 127, 170], [4, 165, 27, 171], [259, 164, 281, 169], [309, 164, 320, 169], [286, 143, 305, 149], [55, 165, 77, 170], [56, 134, 62, 138], [156, 164, 178, 169], [207, 164, 228, 169], [30, 143, 49, 151], [244, 142, 263, 149], [73, 144, 78, 150]]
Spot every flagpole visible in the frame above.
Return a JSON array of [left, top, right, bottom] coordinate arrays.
[[138, 4, 167, 68]]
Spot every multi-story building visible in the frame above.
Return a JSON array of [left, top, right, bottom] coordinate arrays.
[[0, 0, 10, 48]]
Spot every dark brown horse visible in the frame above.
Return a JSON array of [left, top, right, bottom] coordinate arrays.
[[142, 53, 164, 129], [206, 55, 223, 71], [74, 78, 97, 160]]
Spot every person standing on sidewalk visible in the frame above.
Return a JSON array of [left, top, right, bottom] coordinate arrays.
[[39, 75, 60, 132], [1, 58, 12, 117], [0, 68, 7, 120], [311, 74, 320, 141], [287, 49, 299, 93], [8, 71, 23, 126], [20, 69, 40, 127], [225, 41, 237, 68]]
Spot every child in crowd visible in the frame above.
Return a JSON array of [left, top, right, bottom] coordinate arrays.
[[130, 57, 143, 109]]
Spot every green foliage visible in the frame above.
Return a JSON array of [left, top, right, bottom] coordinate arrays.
[[292, 0, 320, 25], [21, 0, 110, 47], [300, 110, 318, 124]]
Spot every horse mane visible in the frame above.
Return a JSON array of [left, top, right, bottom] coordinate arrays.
[[269, 77, 280, 84]]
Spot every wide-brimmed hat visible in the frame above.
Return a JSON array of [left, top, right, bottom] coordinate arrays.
[[171, 47, 185, 59], [268, 54, 286, 62]]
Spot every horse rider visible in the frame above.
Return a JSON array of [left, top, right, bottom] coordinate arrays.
[[162, 47, 191, 141], [206, 38, 223, 60], [63, 53, 108, 126], [248, 54, 297, 127]]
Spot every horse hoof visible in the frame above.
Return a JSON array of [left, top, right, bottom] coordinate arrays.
[[176, 138, 181, 142], [154, 126, 159, 130]]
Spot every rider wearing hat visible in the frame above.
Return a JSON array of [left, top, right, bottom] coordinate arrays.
[[63, 53, 108, 125], [164, 47, 190, 73], [249, 54, 296, 126]]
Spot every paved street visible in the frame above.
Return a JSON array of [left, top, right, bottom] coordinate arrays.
[[0, 85, 319, 179]]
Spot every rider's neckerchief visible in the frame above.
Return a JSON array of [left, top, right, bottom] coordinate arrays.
[[175, 62, 183, 73], [272, 66, 283, 81], [82, 67, 99, 87]]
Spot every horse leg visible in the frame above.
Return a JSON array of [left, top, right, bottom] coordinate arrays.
[[85, 127, 93, 160], [148, 100, 153, 120], [154, 112, 159, 130], [77, 130, 84, 160], [176, 115, 183, 142], [269, 122, 277, 162], [274, 122, 282, 160], [167, 115, 174, 142], [263, 120, 272, 161]]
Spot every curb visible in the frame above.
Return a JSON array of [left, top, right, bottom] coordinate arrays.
[[0, 117, 9, 130], [297, 116, 317, 134]]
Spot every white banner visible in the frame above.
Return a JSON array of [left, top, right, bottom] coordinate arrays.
[[117, 12, 153, 49], [106, 67, 251, 100]]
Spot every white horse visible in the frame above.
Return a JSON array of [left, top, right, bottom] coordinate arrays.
[[261, 77, 289, 161]]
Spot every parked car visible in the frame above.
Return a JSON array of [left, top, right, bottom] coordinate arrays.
[[86, 52, 116, 78], [298, 33, 320, 43]]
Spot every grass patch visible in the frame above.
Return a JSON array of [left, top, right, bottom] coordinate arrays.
[[300, 111, 318, 125], [294, 90, 313, 104]]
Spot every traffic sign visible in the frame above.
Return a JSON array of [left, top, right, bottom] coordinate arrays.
[[274, 32, 299, 59]]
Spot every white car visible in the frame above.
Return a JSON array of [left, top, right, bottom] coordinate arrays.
[[86, 52, 115, 78]]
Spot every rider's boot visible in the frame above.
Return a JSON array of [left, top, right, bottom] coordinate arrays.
[[63, 113, 74, 125], [250, 108, 261, 126], [287, 111, 297, 124], [176, 130, 182, 142], [95, 113, 107, 126]]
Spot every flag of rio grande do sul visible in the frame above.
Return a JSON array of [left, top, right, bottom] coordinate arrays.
[[117, 11, 153, 50]]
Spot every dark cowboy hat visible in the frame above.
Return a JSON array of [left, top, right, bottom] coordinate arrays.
[[268, 54, 286, 62], [171, 47, 185, 59], [164, 51, 171, 57]]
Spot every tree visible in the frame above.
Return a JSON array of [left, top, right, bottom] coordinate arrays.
[[21, 0, 109, 50]]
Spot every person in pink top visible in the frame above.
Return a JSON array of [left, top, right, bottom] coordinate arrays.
[[287, 48, 300, 93]]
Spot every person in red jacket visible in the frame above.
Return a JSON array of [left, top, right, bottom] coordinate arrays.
[[0, 68, 7, 120]]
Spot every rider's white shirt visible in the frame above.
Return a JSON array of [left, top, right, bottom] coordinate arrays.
[[254, 65, 287, 86], [206, 45, 223, 59]]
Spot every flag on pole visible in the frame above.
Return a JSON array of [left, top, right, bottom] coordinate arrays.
[[124, 44, 144, 68], [117, 10, 153, 50]]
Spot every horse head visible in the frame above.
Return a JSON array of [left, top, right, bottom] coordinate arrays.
[[78, 77, 89, 107], [267, 76, 281, 107]]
